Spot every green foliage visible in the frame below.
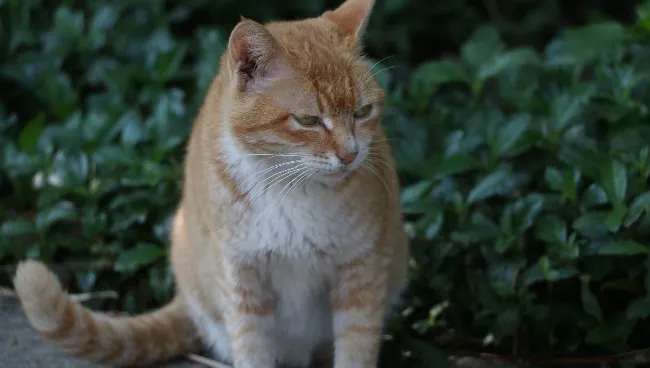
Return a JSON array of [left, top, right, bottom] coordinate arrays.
[[393, 5, 650, 365], [1, 0, 650, 367]]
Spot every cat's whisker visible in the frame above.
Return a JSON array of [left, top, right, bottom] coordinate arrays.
[[246, 164, 311, 207], [364, 162, 392, 199], [306, 169, 320, 190], [236, 160, 302, 192], [246, 153, 311, 157], [274, 168, 314, 214], [255, 167, 313, 221], [244, 167, 303, 213], [357, 55, 396, 91], [247, 164, 308, 202], [365, 155, 393, 173], [272, 167, 312, 204], [370, 137, 397, 144], [360, 65, 399, 89], [245, 168, 303, 208]]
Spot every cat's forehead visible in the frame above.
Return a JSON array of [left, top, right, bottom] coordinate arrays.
[[267, 20, 368, 113]]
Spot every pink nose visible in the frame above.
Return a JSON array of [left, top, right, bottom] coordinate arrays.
[[336, 149, 358, 165]]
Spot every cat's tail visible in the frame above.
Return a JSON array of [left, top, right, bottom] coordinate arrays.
[[13, 260, 200, 367]]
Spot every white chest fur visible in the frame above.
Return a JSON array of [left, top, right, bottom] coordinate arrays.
[[264, 254, 335, 365], [229, 170, 378, 261], [224, 172, 370, 365]]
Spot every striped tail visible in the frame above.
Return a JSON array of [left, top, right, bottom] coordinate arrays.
[[13, 260, 200, 367]]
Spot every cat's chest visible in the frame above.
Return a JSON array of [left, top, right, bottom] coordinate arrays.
[[237, 183, 361, 255]]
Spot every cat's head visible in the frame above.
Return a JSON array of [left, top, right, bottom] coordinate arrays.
[[222, 0, 384, 177]]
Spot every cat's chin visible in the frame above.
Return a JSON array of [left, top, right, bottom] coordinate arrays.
[[311, 166, 361, 185]]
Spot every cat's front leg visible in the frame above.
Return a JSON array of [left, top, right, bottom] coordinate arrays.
[[331, 253, 388, 368], [221, 260, 276, 368]]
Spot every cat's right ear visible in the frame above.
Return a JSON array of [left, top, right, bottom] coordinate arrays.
[[227, 18, 289, 93]]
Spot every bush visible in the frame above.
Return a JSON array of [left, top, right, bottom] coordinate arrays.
[[1, 0, 650, 367], [387, 6, 650, 367]]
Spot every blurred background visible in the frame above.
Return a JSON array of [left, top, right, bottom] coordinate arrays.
[[1, 0, 650, 367]]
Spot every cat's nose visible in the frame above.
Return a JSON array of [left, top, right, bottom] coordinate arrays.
[[336, 147, 359, 165]]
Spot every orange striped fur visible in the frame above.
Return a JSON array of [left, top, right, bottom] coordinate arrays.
[[13, 0, 409, 367]]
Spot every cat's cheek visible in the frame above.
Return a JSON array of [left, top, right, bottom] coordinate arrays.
[[353, 124, 376, 143]]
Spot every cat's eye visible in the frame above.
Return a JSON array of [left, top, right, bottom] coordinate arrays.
[[292, 114, 321, 126], [353, 104, 373, 119]]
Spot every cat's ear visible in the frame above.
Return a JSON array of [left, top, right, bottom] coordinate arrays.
[[322, 0, 375, 40], [227, 18, 289, 93]]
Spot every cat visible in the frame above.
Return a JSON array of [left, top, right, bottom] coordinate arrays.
[[12, 0, 409, 367]]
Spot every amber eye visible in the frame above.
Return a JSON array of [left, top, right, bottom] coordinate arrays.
[[292, 114, 321, 126], [353, 104, 373, 119]]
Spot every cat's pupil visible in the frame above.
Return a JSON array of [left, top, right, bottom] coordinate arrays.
[[354, 104, 372, 118], [294, 115, 320, 126]]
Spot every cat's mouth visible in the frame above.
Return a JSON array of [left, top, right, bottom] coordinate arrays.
[[312, 161, 364, 178]]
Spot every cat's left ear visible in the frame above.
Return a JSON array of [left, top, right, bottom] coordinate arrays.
[[322, 0, 375, 41], [227, 18, 291, 93]]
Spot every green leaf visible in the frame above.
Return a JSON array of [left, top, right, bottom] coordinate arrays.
[[581, 184, 609, 208], [115, 243, 166, 272], [535, 215, 567, 245], [196, 28, 226, 94], [461, 25, 504, 70], [644, 259, 650, 293], [627, 192, 650, 226], [604, 206, 626, 232], [493, 114, 531, 157], [645, 259, 650, 292], [600, 160, 628, 205], [401, 181, 432, 204], [423, 211, 444, 240], [19, 115, 44, 153], [514, 194, 545, 233], [412, 60, 470, 88], [116, 110, 145, 146], [545, 21, 627, 66], [544, 167, 564, 192], [0, 220, 38, 237], [35, 201, 77, 231], [451, 213, 501, 245], [573, 212, 609, 238], [88, 5, 119, 49], [467, 169, 524, 204], [156, 43, 189, 81], [550, 90, 592, 133], [600, 278, 643, 294], [432, 154, 481, 179], [523, 264, 579, 286], [54, 6, 85, 40], [477, 48, 539, 81], [581, 276, 603, 321], [585, 314, 635, 345], [630, 191, 650, 214], [596, 240, 649, 256], [75, 271, 98, 293], [627, 296, 650, 320], [492, 307, 520, 338], [558, 144, 603, 179]]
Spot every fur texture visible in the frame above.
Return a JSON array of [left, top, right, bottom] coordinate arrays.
[[13, 0, 409, 367]]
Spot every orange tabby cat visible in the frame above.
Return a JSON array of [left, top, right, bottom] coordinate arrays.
[[12, 0, 409, 366]]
